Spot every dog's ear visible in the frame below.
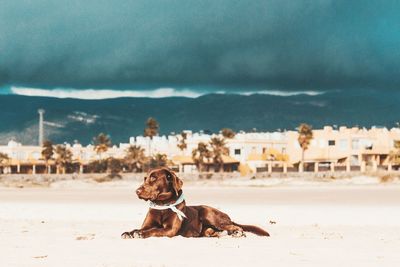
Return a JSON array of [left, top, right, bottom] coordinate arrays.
[[163, 168, 183, 196]]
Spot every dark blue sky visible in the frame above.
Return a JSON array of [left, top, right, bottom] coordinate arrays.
[[1, 0, 399, 93]]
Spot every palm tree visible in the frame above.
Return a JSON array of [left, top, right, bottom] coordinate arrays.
[[0, 152, 10, 174], [177, 131, 187, 154], [297, 123, 313, 168], [144, 117, 159, 155], [148, 153, 168, 169], [41, 140, 54, 173], [87, 160, 108, 173], [93, 133, 112, 160], [106, 157, 123, 178], [192, 142, 212, 172], [55, 145, 73, 174], [210, 137, 229, 172], [389, 140, 400, 166], [221, 128, 236, 139], [124, 145, 146, 172]]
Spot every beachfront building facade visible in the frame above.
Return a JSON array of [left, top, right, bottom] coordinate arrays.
[[128, 131, 287, 173], [285, 126, 400, 173], [0, 141, 131, 174], [1, 126, 400, 174]]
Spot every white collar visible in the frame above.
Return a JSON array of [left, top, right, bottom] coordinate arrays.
[[148, 193, 187, 220]]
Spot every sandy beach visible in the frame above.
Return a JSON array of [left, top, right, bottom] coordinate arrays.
[[1, 179, 400, 267]]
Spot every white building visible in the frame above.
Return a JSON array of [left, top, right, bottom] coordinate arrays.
[[1, 126, 400, 174]]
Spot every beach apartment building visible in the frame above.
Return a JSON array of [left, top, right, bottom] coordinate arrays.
[[284, 126, 400, 173], [1, 126, 400, 174]]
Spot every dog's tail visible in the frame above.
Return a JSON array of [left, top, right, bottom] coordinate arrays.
[[233, 222, 270, 237]]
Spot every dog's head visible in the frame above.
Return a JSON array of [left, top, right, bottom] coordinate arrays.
[[136, 167, 183, 202]]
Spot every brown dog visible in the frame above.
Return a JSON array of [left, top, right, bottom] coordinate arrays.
[[121, 167, 269, 238]]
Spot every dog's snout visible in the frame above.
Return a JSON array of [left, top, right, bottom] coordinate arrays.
[[136, 187, 143, 195]]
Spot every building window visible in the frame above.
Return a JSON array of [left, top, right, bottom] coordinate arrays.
[[360, 139, 373, 150], [17, 151, 27, 160], [234, 149, 241, 155], [339, 139, 347, 150], [328, 140, 335, 146], [352, 139, 359, 150]]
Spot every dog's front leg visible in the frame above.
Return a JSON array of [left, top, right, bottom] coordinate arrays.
[[121, 210, 158, 239], [139, 226, 180, 238], [136, 216, 182, 238]]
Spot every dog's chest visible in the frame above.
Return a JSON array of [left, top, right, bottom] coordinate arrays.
[[178, 207, 202, 237]]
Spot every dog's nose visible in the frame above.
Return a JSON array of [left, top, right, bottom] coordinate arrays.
[[136, 187, 143, 195]]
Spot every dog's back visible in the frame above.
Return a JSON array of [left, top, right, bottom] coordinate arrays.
[[190, 205, 270, 237]]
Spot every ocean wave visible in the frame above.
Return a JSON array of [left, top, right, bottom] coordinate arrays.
[[10, 87, 325, 99], [10, 87, 203, 99], [236, 90, 324, 96]]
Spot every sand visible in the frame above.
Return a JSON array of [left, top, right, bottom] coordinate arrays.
[[1, 180, 400, 267]]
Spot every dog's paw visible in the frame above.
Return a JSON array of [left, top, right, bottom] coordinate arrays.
[[121, 231, 133, 239], [231, 230, 246, 238], [132, 230, 143, 238], [218, 230, 229, 237], [121, 230, 143, 239]]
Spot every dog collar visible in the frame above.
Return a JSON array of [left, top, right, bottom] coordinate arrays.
[[148, 193, 187, 220]]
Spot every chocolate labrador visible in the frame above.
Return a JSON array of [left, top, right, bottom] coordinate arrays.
[[121, 167, 269, 238]]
